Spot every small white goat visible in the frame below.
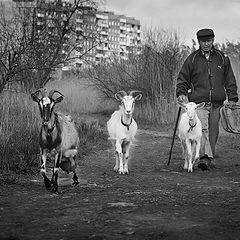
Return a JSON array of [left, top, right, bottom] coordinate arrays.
[[107, 90, 142, 174], [31, 89, 79, 193], [178, 102, 205, 172]]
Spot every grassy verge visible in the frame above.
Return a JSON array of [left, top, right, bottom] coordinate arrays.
[[0, 82, 110, 184]]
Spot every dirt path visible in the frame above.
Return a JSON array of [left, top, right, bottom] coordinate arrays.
[[1, 130, 240, 240]]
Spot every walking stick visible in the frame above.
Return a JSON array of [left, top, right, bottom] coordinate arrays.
[[167, 106, 181, 166]]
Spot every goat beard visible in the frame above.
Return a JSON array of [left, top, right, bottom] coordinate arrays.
[[43, 121, 54, 132]]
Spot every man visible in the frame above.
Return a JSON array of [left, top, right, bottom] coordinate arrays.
[[176, 28, 238, 170]]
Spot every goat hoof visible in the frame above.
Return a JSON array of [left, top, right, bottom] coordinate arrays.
[[52, 189, 59, 194], [72, 181, 79, 186], [51, 187, 59, 194], [51, 183, 59, 194], [44, 178, 52, 190]]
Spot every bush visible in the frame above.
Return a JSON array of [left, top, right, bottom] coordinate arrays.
[[0, 90, 109, 176], [0, 91, 40, 174], [86, 28, 190, 126], [76, 116, 109, 157]]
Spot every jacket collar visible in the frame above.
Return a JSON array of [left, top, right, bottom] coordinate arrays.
[[199, 47, 214, 57]]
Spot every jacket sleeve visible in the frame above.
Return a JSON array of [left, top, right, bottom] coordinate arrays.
[[176, 57, 192, 98], [224, 56, 239, 102]]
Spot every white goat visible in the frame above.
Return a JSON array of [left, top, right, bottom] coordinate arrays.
[[107, 90, 142, 174], [178, 102, 205, 172], [31, 89, 79, 193]]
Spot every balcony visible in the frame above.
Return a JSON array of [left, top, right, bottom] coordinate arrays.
[[120, 18, 126, 23], [97, 22, 109, 28], [76, 18, 83, 24], [37, 13, 44, 18], [120, 25, 126, 31], [96, 53, 103, 58], [100, 30, 108, 36], [96, 14, 108, 20], [76, 26, 82, 32]]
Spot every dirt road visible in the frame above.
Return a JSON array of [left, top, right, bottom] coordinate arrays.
[[1, 129, 240, 240]]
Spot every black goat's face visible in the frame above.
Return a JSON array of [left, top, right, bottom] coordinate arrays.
[[39, 96, 55, 125], [31, 89, 64, 126]]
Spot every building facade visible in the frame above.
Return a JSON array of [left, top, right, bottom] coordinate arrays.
[[10, 0, 141, 69], [73, 9, 141, 69]]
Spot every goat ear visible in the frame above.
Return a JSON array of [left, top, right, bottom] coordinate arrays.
[[196, 102, 205, 109], [54, 96, 64, 104], [134, 93, 142, 101], [178, 101, 187, 108], [31, 91, 41, 103], [31, 93, 39, 102], [115, 93, 122, 101]]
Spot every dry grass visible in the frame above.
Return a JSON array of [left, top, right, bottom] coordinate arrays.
[[0, 90, 40, 173], [46, 75, 116, 114], [0, 76, 110, 175], [1, 55, 240, 175]]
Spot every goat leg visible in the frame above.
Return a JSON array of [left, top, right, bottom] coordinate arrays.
[[114, 151, 119, 172], [123, 141, 130, 174], [72, 171, 79, 186], [186, 140, 193, 172], [51, 152, 62, 194], [43, 175, 52, 190], [51, 170, 59, 194], [40, 149, 52, 190], [115, 141, 124, 174]]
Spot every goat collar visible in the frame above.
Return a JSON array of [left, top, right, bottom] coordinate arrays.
[[121, 116, 132, 130], [188, 121, 197, 132]]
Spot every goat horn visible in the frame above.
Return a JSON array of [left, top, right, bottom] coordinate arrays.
[[117, 90, 127, 96], [49, 90, 64, 98], [32, 89, 45, 99], [129, 90, 142, 96]]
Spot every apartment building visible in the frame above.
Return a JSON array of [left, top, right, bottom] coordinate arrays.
[[10, 0, 141, 69], [76, 10, 141, 68]]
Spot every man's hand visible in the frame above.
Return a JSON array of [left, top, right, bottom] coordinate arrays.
[[177, 95, 188, 104]]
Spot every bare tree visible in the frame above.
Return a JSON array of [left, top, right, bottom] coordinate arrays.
[[86, 27, 190, 124], [0, 0, 103, 93]]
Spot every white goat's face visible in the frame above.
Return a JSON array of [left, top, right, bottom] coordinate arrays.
[[122, 96, 135, 116], [115, 91, 142, 116], [185, 103, 197, 120]]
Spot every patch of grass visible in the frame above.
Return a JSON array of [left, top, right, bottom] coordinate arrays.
[[0, 91, 40, 175], [0, 172, 17, 185], [0, 126, 40, 174], [0, 77, 110, 176], [76, 116, 109, 157]]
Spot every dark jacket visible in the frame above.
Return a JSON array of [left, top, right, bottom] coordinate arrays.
[[176, 47, 238, 104]]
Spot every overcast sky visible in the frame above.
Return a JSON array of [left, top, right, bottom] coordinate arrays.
[[104, 0, 240, 46]]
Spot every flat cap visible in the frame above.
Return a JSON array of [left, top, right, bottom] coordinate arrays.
[[197, 28, 215, 40]]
